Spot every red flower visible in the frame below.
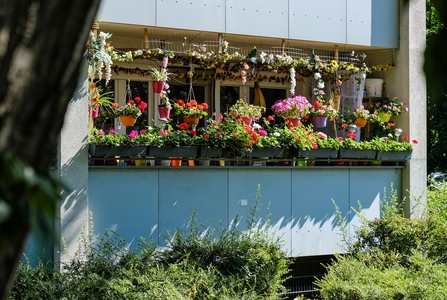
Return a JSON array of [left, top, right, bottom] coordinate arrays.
[[201, 102, 209, 109], [138, 101, 147, 111], [135, 96, 141, 102], [402, 136, 409, 141], [412, 139, 418, 144], [197, 104, 204, 110], [341, 123, 348, 129], [268, 115, 274, 121], [189, 100, 198, 106], [233, 132, 238, 137], [112, 102, 118, 108], [190, 130, 196, 136], [312, 143, 318, 149], [204, 134, 209, 139], [251, 133, 259, 141], [177, 99, 185, 107], [92, 98, 99, 103], [387, 122, 395, 127], [177, 122, 189, 130], [212, 112, 216, 117], [128, 100, 135, 105]]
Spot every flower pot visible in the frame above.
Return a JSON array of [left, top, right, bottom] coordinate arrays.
[[355, 118, 368, 128], [199, 147, 222, 158], [241, 116, 253, 125], [158, 106, 170, 119], [339, 149, 377, 159], [199, 159, 210, 166], [89, 144, 147, 157], [134, 159, 147, 166], [89, 106, 99, 118], [285, 118, 300, 127], [183, 116, 200, 126], [299, 148, 338, 158], [376, 151, 412, 161], [149, 146, 198, 158], [160, 159, 171, 166], [377, 112, 391, 122], [243, 148, 285, 158], [120, 115, 136, 127], [171, 157, 182, 166], [312, 116, 328, 128], [152, 81, 165, 94]]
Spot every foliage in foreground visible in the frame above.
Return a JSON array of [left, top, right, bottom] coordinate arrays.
[[315, 184, 447, 300], [10, 185, 290, 299]]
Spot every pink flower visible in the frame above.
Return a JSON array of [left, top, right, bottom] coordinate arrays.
[[338, 136, 343, 141], [109, 129, 116, 134], [99, 130, 105, 135], [412, 139, 418, 144], [129, 130, 138, 139], [258, 130, 268, 136], [139, 130, 146, 134], [402, 136, 408, 141], [317, 132, 327, 139]]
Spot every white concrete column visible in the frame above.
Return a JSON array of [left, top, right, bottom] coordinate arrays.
[[397, 0, 427, 218], [56, 57, 90, 267]]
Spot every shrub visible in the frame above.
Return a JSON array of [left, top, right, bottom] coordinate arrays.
[[10, 186, 290, 299]]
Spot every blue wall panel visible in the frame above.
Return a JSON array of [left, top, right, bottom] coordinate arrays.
[[87, 167, 402, 257], [158, 169, 228, 244], [228, 169, 292, 255], [371, 0, 399, 48], [346, 0, 372, 46], [88, 169, 159, 248], [291, 169, 349, 256]]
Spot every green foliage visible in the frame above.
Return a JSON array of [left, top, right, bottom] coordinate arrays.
[[11, 186, 290, 299], [316, 185, 447, 299]]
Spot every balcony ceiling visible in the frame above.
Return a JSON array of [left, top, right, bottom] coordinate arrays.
[[99, 22, 385, 56]]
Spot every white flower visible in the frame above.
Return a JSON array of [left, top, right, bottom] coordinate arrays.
[[317, 82, 325, 89], [273, 132, 280, 137], [314, 72, 322, 80], [252, 123, 261, 130]]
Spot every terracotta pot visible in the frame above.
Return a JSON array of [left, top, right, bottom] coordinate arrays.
[[152, 81, 165, 94], [120, 115, 136, 127], [183, 116, 200, 126], [171, 157, 182, 166], [285, 118, 300, 127], [355, 117, 368, 128]]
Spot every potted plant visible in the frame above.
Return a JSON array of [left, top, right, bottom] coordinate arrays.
[[149, 123, 199, 164], [308, 98, 338, 128], [369, 96, 408, 122], [149, 67, 172, 93], [158, 90, 172, 120], [271, 95, 311, 126], [173, 99, 208, 127], [116, 97, 147, 126], [299, 131, 342, 159], [342, 106, 371, 128], [230, 99, 264, 124], [89, 128, 148, 157], [339, 132, 377, 159], [195, 118, 225, 159], [369, 136, 417, 161]]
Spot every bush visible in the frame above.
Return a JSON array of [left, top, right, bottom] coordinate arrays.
[[10, 186, 290, 299], [316, 185, 447, 299]]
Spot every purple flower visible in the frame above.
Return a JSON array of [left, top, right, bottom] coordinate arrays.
[[258, 129, 268, 136], [129, 130, 138, 139]]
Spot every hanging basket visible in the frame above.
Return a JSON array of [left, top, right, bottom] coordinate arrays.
[[120, 115, 136, 127], [378, 112, 391, 122], [183, 116, 200, 126], [355, 118, 368, 128]]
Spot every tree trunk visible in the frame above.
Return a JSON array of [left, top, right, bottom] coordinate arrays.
[[0, 1, 100, 299]]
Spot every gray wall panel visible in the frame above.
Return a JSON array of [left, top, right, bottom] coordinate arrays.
[[226, 0, 289, 38], [157, 0, 226, 32], [371, 0, 399, 48], [346, 0, 372, 46], [289, 0, 347, 43], [98, 0, 156, 26]]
